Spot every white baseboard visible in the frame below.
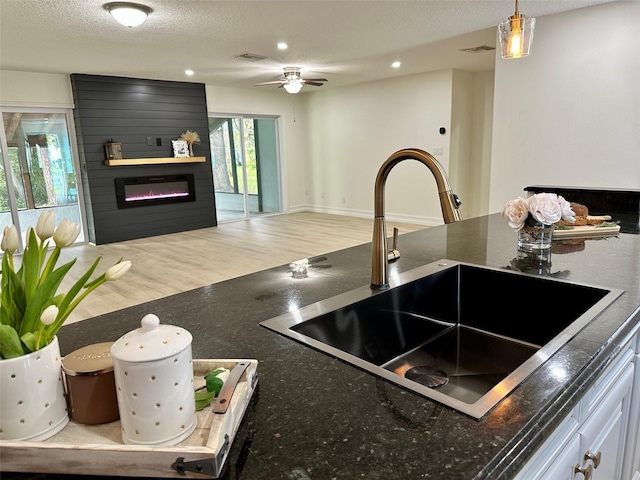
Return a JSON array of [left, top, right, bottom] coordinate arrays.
[[286, 204, 440, 227]]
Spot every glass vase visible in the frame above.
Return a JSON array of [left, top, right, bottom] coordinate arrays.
[[517, 221, 554, 253]]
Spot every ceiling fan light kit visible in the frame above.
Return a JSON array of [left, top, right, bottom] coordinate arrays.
[[283, 80, 304, 94], [254, 67, 328, 94], [498, 0, 535, 59]]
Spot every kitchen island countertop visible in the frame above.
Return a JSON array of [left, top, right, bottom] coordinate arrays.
[[4, 213, 640, 479]]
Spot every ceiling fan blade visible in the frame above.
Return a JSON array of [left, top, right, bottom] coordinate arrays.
[[254, 80, 285, 86], [302, 78, 328, 82], [304, 81, 325, 87]]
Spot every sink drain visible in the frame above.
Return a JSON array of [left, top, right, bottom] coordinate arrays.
[[405, 366, 449, 388]]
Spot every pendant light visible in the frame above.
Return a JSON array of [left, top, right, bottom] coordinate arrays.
[[498, 0, 535, 59], [104, 2, 152, 28]]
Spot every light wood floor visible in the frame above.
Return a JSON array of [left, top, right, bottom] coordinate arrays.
[[53, 212, 425, 325]]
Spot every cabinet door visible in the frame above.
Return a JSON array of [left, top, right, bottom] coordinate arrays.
[[538, 435, 582, 480], [622, 353, 640, 479], [513, 407, 581, 480], [578, 365, 634, 480]]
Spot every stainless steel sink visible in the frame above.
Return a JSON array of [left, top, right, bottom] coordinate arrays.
[[260, 260, 623, 419]]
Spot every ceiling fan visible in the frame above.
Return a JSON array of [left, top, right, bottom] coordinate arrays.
[[254, 67, 328, 94]]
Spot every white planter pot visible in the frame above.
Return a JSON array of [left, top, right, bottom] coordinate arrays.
[[0, 336, 69, 441]]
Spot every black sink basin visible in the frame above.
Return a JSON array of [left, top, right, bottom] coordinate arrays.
[[261, 260, 623, 418]]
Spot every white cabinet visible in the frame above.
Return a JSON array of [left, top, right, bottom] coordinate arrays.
[[576, 363, 633, 479], [515, 346, 634, 480], [623, 337, 640, 480], [537, 435, 582, 480]]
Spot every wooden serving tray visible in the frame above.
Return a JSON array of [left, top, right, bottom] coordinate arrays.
[[0, 359, 258, 478]]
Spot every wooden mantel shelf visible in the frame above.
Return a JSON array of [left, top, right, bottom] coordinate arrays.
[[104, 156, 206, 166]]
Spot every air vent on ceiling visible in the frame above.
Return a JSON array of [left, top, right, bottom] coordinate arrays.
[[233, 53, 268, 62], [458, 45, 496, 54]]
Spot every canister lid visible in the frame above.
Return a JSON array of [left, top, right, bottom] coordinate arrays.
[[110, 314, 192, 363], [62, 342, 115, 376]]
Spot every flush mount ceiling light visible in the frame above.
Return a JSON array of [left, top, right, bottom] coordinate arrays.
[[498, 0, 535, 59], [104, 2, 152, 28]]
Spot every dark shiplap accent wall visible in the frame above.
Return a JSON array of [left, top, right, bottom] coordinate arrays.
[[71, 74, 216, 244]]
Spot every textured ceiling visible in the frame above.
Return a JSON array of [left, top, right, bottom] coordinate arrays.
[[0, 0, 617, 91]]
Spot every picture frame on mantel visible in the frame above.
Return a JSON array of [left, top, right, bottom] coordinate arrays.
[[172, 140, 189, 158]]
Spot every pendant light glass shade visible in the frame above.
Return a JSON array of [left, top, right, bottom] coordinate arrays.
[[498, 0, 535, 59], [105, 2, 152, 28]]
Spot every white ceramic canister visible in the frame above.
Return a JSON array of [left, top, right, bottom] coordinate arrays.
[[110, 314, 196, 445]]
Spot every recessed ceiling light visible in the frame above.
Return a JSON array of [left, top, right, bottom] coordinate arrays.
[[391, 61, 401, 69], [185, 69, 195, 76], [277, 42, 288, 50]]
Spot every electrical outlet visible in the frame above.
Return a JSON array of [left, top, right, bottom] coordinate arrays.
[[341, 197, 345, 204], [432, 146, 444, 156], [321, 192, 325, 199], [156, 138, 162, 146], [146, 137, 153, 146]]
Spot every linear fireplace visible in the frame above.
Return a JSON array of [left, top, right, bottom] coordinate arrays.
[[115, 174, 196, 209]]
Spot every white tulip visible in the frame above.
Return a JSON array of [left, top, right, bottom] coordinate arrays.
[[1, 225, 19, 253], [40, 305, 59, 326], [105, 261, 132, 281], [53, 219, 81, 247], [36, 211, 55, 241]]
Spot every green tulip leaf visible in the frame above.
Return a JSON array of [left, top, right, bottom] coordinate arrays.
[[194, 390, 216, 411], [20, 259, 75, 336], [0, 324, 24, 358], [21, 229, 43, 301], [20, 331, 37, 353], [204, 368, 226, 396]]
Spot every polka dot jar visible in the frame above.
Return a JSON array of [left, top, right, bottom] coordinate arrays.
[[110, 314, 196, 446]]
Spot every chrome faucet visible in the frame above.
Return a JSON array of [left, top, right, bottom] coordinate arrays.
[[371, 148, 462, 289]]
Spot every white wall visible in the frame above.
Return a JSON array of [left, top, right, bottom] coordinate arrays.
[[469, 70, 495, 217], [303, 70, 456, 225], [490, 0, 640, 213], [303, 68, 494, 225], [0, 71, 73, 108]]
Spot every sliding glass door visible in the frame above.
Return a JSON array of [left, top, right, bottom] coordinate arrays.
[[0, 109, 86, 250], [208, 116, 281, 222]]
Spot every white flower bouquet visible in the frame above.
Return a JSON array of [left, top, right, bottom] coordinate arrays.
[[502, 193, 576, 231], [0, 212, 131, 359]]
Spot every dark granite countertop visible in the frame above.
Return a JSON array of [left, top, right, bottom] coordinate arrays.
[[5, 214, 640, 480]]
